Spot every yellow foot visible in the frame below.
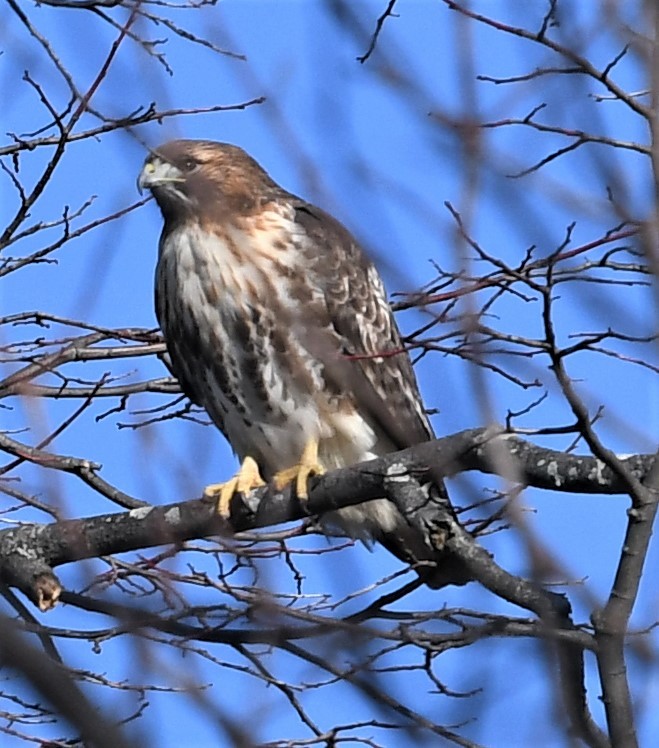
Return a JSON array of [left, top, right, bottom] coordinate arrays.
[[273, 438, 325, 499], [204, 456, 266, 518]]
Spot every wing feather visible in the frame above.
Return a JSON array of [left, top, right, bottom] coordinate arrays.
[[294, 203, 434, 452]]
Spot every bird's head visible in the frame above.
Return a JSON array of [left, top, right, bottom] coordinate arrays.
[[138, 140, 279, 223]]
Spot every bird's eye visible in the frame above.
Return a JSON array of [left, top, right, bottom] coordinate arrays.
[[182, 157, 198, 172]]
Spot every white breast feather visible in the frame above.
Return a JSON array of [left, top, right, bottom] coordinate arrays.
[[161, 216, 402, 538]]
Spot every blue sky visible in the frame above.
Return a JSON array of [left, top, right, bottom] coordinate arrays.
[[1, 1, 657, 746]]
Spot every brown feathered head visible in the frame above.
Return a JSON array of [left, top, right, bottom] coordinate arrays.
[[138, 140, 281, 223]]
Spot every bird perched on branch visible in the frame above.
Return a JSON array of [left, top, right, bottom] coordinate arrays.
[[138, 139, 455, 587]]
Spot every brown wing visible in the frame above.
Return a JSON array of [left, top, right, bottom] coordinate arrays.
[[294, 203, 434, 452], [294, 204, 471, 588]]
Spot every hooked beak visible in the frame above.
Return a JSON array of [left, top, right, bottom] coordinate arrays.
[[137, 157, 184, 195], [137, 160, 157, 195]]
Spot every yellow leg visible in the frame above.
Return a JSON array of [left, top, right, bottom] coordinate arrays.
[[273, 438, 325, 499], [204, 456, 266, 518]]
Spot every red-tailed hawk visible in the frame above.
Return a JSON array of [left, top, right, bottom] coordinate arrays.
[[138, 140, 449, 586]]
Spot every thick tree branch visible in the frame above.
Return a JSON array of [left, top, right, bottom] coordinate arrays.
[[1, 427, 654, 613]]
